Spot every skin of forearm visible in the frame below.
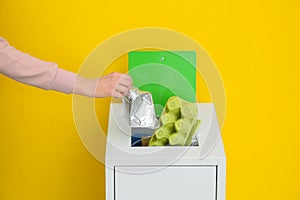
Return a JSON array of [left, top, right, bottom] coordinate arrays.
[[72, 76, 98, 97]]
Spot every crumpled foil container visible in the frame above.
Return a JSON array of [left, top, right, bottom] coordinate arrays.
[[122, 88, 159, 129]]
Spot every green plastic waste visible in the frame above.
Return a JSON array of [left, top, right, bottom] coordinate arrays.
[[148, 96, 201, 146], [175, 118, 193, 132], [160, 109, 181, 125], [155, 123, 175, 140]]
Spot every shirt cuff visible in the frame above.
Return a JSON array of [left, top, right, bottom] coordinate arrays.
[[50, 68, 77, 94]]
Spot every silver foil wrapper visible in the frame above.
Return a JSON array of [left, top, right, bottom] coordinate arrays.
[[122, 88, 159, 129]]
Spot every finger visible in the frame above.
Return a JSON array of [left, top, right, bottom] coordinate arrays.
[[115, 84, 130, 96], [110, 72, 132, 81], [119, 73, 132, 80], [111, 90, 124, 99], [117, 78, 133, 89]]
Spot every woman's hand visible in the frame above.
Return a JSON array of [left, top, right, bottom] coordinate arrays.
[[95, 72, 132, 98], [73, 72, 133, 98]]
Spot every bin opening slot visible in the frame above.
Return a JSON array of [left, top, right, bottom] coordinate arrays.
[[131, 128, 199, 147]]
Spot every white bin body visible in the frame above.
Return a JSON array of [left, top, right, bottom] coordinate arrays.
[[106, 103, 226, 200]]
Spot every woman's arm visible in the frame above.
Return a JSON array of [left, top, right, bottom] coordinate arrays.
[[0, 37, 132, 97], [0, 37, 76, 93]]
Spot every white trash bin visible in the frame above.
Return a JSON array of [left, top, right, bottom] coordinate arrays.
[[105, 103, 226, 200]]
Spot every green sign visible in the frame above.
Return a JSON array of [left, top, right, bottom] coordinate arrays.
[[128, 51, 196, 116]]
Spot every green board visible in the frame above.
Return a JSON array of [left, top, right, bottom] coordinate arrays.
[[128, 51, 196, 116]]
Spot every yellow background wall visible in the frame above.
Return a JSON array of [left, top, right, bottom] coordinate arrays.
[[0, 0, 299, 200]]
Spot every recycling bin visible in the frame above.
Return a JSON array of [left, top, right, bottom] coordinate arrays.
[[105, 103, 226, 200], [105, 51, 226, 200]]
